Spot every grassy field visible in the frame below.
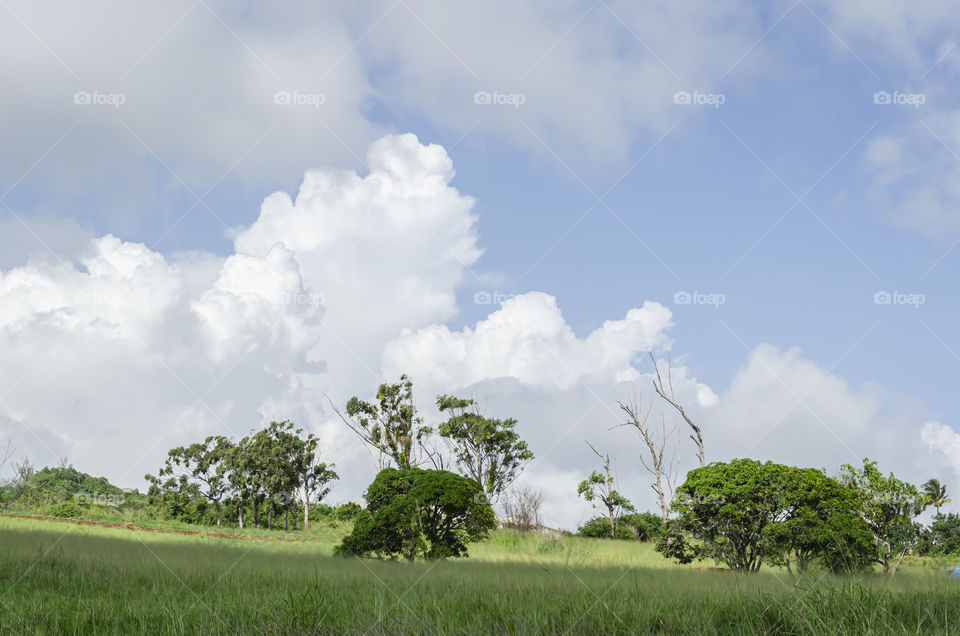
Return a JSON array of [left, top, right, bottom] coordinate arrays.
[[1, 515, 959, 634]]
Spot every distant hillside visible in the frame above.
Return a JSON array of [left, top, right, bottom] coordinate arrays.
[[27, 466, 127, 497]]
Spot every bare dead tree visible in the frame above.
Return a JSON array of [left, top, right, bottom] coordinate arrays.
[[615, 397, 678, 523], [649, 352, 704, 467], [500, 483, 545, 532]]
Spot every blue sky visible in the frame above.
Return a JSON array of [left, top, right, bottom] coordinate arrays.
[[1, 0, 959, 527]]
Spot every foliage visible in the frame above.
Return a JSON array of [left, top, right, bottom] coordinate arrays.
[[619, 512, 665, 541], [838, 459, 928, 574], [576, 516, 634, 540], [658, 459, 874, 573], [432, 394, 533, 498], [922, 479, 950, 514], [342, 375, 432, 469], [762, 468, 874, 574], [47, 501, 85, 518], [333, 502, 363, 521], [335, 467, 495, 560], [917, 513, 960, 556]]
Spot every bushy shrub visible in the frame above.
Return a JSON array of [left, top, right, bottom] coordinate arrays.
[[333, 502, 363, 521], [577, 516, 633, 540], [309, 504, 334, 522], [335, 468, 495, 561], [619, 512, 665, 541], [47, 502, 84, 519]]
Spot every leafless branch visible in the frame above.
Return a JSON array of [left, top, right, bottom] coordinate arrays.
[[649, 352, 704, 467]]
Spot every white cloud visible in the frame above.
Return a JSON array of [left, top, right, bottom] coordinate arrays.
[[382, 292, 673, 390], [233, 132, 482, 394], [864, 111, 960, 240]]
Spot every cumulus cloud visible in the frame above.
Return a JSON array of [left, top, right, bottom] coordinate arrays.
[[382, 292, 674, 390], [234, 132, 482, 394]]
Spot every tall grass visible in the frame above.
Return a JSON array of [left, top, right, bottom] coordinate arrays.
[[1, 516, 958, 634]]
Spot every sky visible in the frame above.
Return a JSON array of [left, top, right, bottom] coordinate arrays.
[[1, 0, 959, 530]]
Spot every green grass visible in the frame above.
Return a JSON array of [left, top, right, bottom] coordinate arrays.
[[1, 516, 959, 634]]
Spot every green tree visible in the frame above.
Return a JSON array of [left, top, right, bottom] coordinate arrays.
[[291, 430, 338, 531], [656, 459, 797, 572], [164, 436, 234, 526], [923, 478, 950, 515], [917, 513, 960, 556], [433, 394, 533, 500], [763, 468, 874, 574], [577, 443, 634, 539], [337, 375, 432, 469], [335, 468, 495, 561], [838, 459, 929, 576]]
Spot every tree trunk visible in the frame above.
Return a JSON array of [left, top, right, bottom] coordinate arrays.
[[215, 501, 221, 527], [608, 505, 616, 539], [890, 548, 908, 577], [253, 498, 261, 529], [304, 494, 309, 531], [284, 505, 289, 531], [238, 499, 244, 530], [268, 505, 273, 530]]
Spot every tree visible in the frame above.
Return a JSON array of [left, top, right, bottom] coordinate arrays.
[[657, 459, 796, 572], [917, 513, 960, 556], [616, 397, 677, 523], [225, 436, 256, 530], [433, 394, 533, 500], [165, 436, 234, 526], [577, 443, 634, 538], [500, 483, 545, 533], [838, 459, 928, 576], [335, 468, 496, 561], [649, 352, 704, 467], [763, 468, 874, 574], [923, 478, 950, 515], [292, 432, 338, 531], [335, 375, 433, 469]]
